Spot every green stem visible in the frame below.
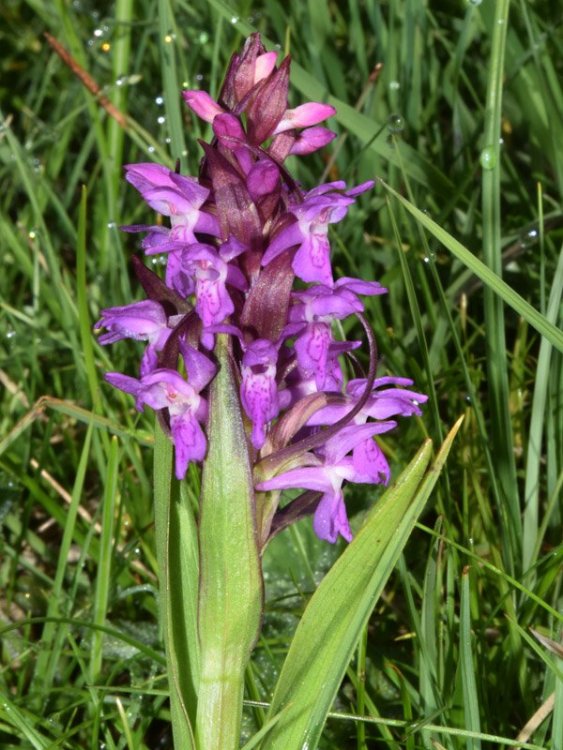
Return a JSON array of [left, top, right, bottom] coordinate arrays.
[[196, 334, 262, 749], [481, 0, 521, 574]]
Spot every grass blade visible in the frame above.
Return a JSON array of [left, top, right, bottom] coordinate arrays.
[[460, 567, 481, 750], [153, 425, 198, 749]]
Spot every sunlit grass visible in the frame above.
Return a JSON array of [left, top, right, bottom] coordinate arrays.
[[1, 0, 561, 748]]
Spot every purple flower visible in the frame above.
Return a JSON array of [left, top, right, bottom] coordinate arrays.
[[285, 278, 386, 389], [123, 164, 220, 247], [240, 339, 280, 450], [257, 421, 396, 543], [100, 33, 427, 546], [95, 300, 173, 375], [262, 182, 374, 286], [307, 376, 428, 426], [178, 243, 248, 347], [105, 344, 216, 479]]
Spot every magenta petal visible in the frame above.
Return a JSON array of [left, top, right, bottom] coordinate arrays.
[[292, 235, 334, 286], [171, 413, 207, 478], [180, 341, 217, 391], [254, 51, 277, 82], [352, 438, 390, 485], [262, 222, 303, 266], [140, 344, 159, 376], [247, 160, 280, 200], [105, 372, 142, 400], [289, 127, 336, 156], [166, 250, 195, 298], [183, 90, 225, 122], [336, 277, 388, 296], [124, 163, 175, 192], [294, 323, 332, 389], [345, 180, 375, 197], [256, 465, 330, 494], [313, 490, 352, 543], [323, 421, 397, 464], [274, 102, 336, 134]]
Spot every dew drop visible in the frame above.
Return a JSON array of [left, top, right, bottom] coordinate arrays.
[[519, 227, 538, 249], [107, 221, 116, 229], [165, 137, 171, 144], [387, 113, 405, 134], [199, 31, 209, 44], [147, 145, 155, 154], [479, 146, 496, 170], [115, 75, 127, 86], [6, 329, 16, 340], [155, 95, 164, 106], [28, 230, 37, 240], [230, 15, 239, 24], [157, 115, 166, 125], [465, 394, 472, 404], [388, 80, 400, 91], [164, 32, 176, 43], [93, 28, 104, 38]]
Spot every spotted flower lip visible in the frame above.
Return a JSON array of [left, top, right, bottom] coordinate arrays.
[[262, 182, 375, 286], [98, 32, 427, 544]]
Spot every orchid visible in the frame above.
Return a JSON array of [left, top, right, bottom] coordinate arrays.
[[96, 32, 426, 547], [94, 32, 430, 750]]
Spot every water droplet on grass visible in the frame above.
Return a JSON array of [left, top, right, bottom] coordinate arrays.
[[387, 113, 405, 134], [480, 146, 496, 170], [389, 80, 400, 91]]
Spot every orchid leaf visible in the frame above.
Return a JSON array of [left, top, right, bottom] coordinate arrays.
[[260, 417, 463, 750], [195, 334, 263, 749], [153, 425, 198, 749]]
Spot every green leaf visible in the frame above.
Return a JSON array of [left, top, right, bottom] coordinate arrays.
[[153, 426, 198, 749], [460, 568, 482, 750], [261, 419, 463, 750], [196, 334, 263, 749], [380, 181, 563, 353]]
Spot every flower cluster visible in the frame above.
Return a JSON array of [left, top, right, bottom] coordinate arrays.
[[96, 34, 426, 545]]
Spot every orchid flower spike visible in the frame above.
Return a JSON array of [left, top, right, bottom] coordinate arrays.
[[96, 32, 427, 545]]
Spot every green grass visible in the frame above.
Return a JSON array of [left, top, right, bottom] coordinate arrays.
[[1, 0, 562, 748]]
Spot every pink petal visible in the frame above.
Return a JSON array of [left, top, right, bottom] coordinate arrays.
[[182, 90, 225, 123], [274, 102, 337, 134]]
